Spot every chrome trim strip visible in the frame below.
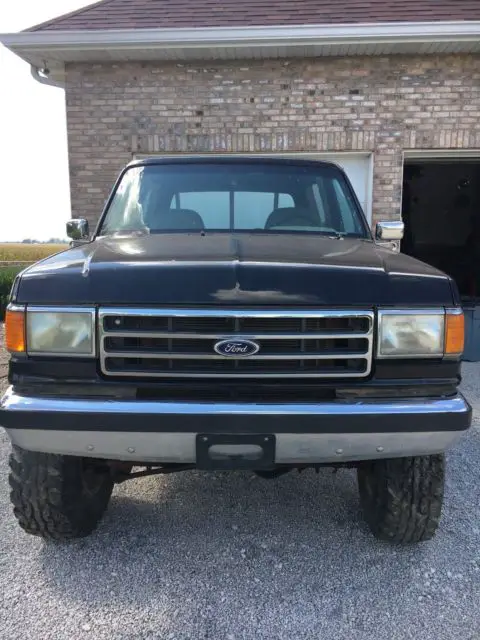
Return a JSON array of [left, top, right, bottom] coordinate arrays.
[[103, 371, 368, 379], [99, 308, 374, 319], [1, 388, 469, 417], [26, 306, 97, 358], [27, 306, 97, 313], [103, 351, 369, 360], [4, 429, 464, 464], [103, 331, 371, 340], [99, 308, 374, 379], [445, 307, 464, 316], [6, 304, 25, 313]]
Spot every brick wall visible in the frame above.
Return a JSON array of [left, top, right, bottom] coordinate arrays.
[[65, 54, 480, 229]]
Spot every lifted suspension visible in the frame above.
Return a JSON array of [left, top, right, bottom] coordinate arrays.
[[106, 461, 360, 483], [112, 464, 196, 483]]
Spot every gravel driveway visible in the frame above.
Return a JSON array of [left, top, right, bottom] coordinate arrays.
[[0, 326, 479, 640]]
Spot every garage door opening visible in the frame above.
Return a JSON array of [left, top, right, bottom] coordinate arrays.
[[401, 157, 480, 359], [402, 159, 480, 299]]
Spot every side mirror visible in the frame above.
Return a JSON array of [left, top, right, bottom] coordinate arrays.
[[66, 218, 89, 241], [375, 220, 404, 241]]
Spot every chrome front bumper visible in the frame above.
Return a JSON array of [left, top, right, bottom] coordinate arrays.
[[0, 389, 471, 464]]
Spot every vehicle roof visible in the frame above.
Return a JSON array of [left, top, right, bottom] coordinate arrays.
[[128, 156, 342, 170]]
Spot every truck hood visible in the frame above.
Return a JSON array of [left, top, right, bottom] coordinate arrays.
[[16, 234, 454, 306]]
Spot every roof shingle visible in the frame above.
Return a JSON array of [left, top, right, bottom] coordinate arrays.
[[27, 0, 480, 32]]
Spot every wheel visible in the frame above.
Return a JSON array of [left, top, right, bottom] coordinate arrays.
[[357, 454, 445, 543], [9, 445, 114, 540]]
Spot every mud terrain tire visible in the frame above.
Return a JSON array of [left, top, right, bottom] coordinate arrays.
[[357, 454, 445, 543], [9, 445, 113, 540]]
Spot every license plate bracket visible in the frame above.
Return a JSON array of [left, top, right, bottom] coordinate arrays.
[[196, 434, 276, 470]]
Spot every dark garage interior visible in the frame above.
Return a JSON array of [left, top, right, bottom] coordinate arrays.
[[401, 158, 480, 359]]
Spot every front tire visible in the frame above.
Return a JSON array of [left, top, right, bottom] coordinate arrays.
[[9, 445, 114, 540], [357, 454, 445, 543]]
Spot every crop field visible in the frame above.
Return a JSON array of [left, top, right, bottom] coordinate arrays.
[[0, 244, 68, 316], [0, 243, 68, 263]]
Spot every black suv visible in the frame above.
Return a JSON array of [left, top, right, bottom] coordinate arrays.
[[1, 158, 471, 542]]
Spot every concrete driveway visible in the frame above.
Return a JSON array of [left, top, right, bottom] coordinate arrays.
[[0, 329, 479, 640]]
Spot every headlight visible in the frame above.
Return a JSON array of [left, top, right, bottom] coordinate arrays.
[[27, 308, 95, 356], [378, 311, 444, 358]]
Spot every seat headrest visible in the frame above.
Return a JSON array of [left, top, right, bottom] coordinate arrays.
[[151, 208, 205, 231], [265, 207, 319, 229]]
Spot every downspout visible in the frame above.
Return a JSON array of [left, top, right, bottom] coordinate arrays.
[[30, 65, 63, 88]]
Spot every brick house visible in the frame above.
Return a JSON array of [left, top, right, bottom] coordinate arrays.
[[2, 0, 480, 304]]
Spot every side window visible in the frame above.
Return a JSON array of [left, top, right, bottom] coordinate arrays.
[[179, 192, 229, 228], [312, 183, 328, 225], [332, 178, 361, 234], [104, 167, 145, 232], [277, 193, 295, 209]]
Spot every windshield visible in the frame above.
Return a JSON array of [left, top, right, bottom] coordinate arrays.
[[99, 162, 369, 238]]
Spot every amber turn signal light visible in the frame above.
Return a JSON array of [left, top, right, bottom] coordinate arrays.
[[5, 308, 26, 353], [445, 311, 464, 356]]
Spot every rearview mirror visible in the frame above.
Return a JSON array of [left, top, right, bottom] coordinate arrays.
[[375, 221, 404, 241], [66, 218, 89, 241]]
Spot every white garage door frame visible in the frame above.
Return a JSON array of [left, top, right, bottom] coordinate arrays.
[[133, 151, 374, 224], [403, 149, 480, 161]]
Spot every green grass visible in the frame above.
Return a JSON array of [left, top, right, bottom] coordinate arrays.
[[0, 266, 24, 319]]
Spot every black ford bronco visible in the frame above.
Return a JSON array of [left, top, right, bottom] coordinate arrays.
[[1, 157, 471, 542]]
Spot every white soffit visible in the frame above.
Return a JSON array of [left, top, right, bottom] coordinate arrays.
[[1, 21, 480, 87]]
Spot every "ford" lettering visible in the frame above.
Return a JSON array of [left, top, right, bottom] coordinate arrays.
[[214, 339, 260, 358]]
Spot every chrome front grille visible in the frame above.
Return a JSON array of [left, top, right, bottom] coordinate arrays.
[[99, 309, 374, 379]]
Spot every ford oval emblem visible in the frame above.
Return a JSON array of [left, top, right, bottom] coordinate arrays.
[[214, 338, 260, 358]]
